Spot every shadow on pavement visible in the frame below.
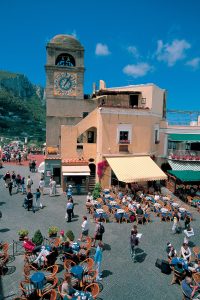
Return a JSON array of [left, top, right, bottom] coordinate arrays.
[[0, 202, 6, 206], [0, 228, 10, 233], [102, 269, 113, 278], [103, 243, 111, 251]]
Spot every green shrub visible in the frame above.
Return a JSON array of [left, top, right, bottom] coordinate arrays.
[[66, 230, 75, 241], [32, 230, 43, 246], [92, 182, 101, 199], [18, 229, 29, 237]]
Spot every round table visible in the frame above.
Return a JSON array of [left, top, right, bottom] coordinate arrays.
[[96, 208, 104, 214], [30, 272, 46, 290], [179, 207, 186, 212], [110, 201, 117, 206], [72, 290, 93, 300], [70, 265, 84, 280], [117, 209, 125, 214], [160, 208, 168, 213], [172, 202, 179, 208]]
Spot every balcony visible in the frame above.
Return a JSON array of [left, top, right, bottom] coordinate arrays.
[[118, 140, 130, 144], [167, 150, 200, 161]]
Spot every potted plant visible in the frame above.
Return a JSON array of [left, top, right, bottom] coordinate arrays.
[[32, 229, 43, 246], [65, 230, 75, 242], [18, 229, 29, 241], [48, 226, 59, 238]]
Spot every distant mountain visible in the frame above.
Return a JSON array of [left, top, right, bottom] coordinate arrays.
[[0, 70, 46, 142]]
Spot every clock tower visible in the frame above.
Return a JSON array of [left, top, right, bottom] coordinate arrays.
[[45, 34, 85, 148]]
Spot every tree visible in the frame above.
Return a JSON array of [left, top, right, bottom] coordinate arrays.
[[32, 230, 43, 246]]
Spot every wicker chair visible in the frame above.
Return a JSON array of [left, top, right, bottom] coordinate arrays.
[[80, 258, 94, 273], [84, 282, 100, 299], [19, 280, 36, 299], [64, 259, 76, 272], [41, 288, 57, 300], [41, 277, 58, 297], [23, 263, 37, 281], [82, 269, 97, 285], [2, 242, 9, 253], [42, 264, 58, 280]]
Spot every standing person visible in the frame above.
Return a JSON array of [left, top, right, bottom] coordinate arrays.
[[94, 242, 103, 281], [39, 177, 45, 196], [11, 171, 16, 187], [16, 174, 21, 193], [8, 180, 13, 196], [35, 188, 42, 208], [4, 171, 11, 187], [78, 216, 89, 242], [66, 199, 73, 223], [26, 175, 33, 193], [92, 220, 105, 247], [130, 228, 139, 260], [172, 215, 178, 234], [21, 177, 25, 194], [69, 197, 75, 218], [66, 185, 73, 200], [49, 177, 56, 196]]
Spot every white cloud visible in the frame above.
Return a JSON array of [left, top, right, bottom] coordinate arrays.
[[186, 57, 200, 69], [123, 63, 152, 78], [127, 46, 139, 58], [95, 43, 111, 56], [156, 39, 191, 66]]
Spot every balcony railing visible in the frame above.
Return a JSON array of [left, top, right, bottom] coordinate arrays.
[[118, 140, 130, 144], [168, 150, 200, 161]]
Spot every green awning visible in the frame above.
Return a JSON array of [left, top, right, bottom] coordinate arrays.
[[167, 170, 200, 182], [168, 134, 200, 142]]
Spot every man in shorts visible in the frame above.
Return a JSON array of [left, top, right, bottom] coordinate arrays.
[[78, 216, 89, 242]]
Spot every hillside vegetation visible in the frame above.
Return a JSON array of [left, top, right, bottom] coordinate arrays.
[[0, 70, 46, 143]]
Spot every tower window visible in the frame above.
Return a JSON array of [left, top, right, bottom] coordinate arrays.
[[55, 53, 75, 67]]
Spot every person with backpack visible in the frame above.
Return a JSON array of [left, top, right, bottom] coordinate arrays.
[[130, 228, 139, 260], [92, 220, 105, 247]]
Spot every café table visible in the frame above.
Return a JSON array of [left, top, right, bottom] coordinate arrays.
[[154, 203, 161, 208], [160, 208, 168, 213], [172, 202, 179, 208], [110, 201, 117, 206], [179, 207, 186, 212], [117, 209, 125, 214], [91, 200, 98, 205], [30, 271, 46, 296], [96, 208, 104, 214], [72, 290, 93, 300], [70, 265, 84, 280]]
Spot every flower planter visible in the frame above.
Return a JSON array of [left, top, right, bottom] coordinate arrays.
[[49, 233, 57, 238]]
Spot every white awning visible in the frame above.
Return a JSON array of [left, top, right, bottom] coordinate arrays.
[[106, 156, 167, 183], [62, 165, 90, 176]]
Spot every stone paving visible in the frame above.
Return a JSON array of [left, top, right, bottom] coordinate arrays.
[[0, 164, 200, 300]]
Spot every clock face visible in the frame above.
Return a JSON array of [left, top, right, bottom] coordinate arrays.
[[54, 72, 77, 96]]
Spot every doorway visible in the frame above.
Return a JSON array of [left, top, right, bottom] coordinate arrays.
[[130, 94, 139, 108], [89, 163, 96, 175], [53, 167, 61, 184]]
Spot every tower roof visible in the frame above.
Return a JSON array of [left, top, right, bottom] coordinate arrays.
[[50, 34, 83, 48]]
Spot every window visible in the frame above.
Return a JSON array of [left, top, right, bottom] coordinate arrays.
[[155, 130, 159, 144], [83, 112, 89, 118], [119, 131, 130, 144], [87, 131, 95, 143], [55, 53, 75, 66]]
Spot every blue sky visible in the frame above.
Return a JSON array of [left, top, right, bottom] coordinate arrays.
[[0, 0, 200, 110]]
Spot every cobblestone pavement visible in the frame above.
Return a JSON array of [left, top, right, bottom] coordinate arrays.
[[0, 165, 200, 300]]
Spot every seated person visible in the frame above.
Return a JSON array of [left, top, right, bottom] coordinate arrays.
[[61, 273, 80, 300], [166, 242, 177, 260], [136, 205, 144, 215], [182, 276, 200, 299], [180, 243, 192, 262], [61, 242, 79, 263], [188, 258, 200, 273], [23, 236, 41, 254], [34, 245, 51, 266], [46, 246, 58, 266], [185, 215, 191, 230]]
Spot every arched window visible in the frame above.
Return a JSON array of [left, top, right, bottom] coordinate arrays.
[[55, 53, 75, 67]]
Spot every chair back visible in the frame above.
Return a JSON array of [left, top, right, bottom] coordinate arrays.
[[64, 259, 76, 271], [50, 289, 57, 300], [81, 257, 94, 270], [52, 264, 59, 276], [84, 283, 100, 298]]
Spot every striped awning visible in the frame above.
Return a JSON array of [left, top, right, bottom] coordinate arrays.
[[167, 170, 200, 182], [106, 156, 167, 183], [168, 160, 200, 171], [62, 165, 90, 176]]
